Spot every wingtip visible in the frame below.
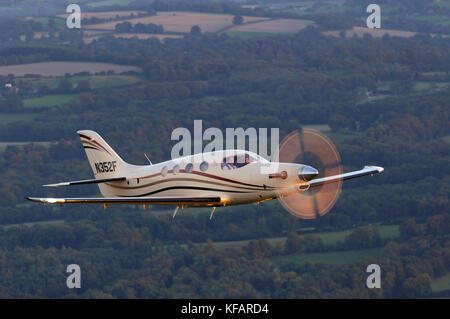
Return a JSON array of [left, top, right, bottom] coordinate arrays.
[[43, 182, 68, 188], [26, 197, 63, 204], [363, 165, 384, 173]]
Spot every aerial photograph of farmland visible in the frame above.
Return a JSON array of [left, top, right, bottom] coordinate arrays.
[[0, 0, 449, 306]]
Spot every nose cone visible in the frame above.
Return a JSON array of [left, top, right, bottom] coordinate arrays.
[[298, 165, 319, 182]]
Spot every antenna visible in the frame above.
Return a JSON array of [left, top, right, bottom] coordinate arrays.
[[144, 153, 152, 165]]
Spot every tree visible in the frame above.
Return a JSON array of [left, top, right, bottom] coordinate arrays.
[[400, 218, 421, 239], [74, 80, 91, 93], [329, 114, 350, 130], [344, 227, 382, 250], [426, 214, 450, 236], [133, 23, 147, 33], [402, 274, 432, 298], [233, 15, 244, 25], [115, 21, 133, 33], [285, 232, 304, 254], [146, 8, 157, 16], [303, 235, 325, 252], [190, 25, 202, 36], [0, 92, 23, 112], [245, 239, 272, 258], [56, 78, 73, 94]]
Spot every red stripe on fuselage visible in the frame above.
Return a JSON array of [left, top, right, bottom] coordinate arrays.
[[192, 171, 276, 189], [138, 169, 274, 189]]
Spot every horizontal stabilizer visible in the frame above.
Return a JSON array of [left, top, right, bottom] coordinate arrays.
[[309, 166, 384, 188], [43, 177, 126, 188]]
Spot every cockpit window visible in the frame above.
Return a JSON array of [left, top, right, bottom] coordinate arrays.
[[221, 153, 260, 170]]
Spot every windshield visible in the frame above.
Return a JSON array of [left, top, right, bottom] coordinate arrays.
[[221, 152, 267, 170]]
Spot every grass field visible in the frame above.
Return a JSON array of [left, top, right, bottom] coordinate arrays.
[[23, 94, 77, 108], [325, 26, 450, 39], [88, 0, 133, 8], [270, 247, 385, 266], [211, 224, 400, 251], [0, 141, 55, 147], [323, 130, 364, 144], [0, 113, 36, 124], [83, 33, 184, 43], [431, 273, 450, 293], [359, 95, 392, 104], [322, 27, 418, 38], [0, 141, 55, 152], [57, 10, 147, 20], [86, 11, 269, 33], [0, 219, 66, 229], [17, 75, 143, 90], [302, 124, 331, 132], [227, 18, 314, 34], [26, 17, 66, 29], [413, 82, 450, 92], [441, 135, 450, 143], [0, 62, 141, 77], [414, 14, 450, 26], [225, 31, 289, 39]]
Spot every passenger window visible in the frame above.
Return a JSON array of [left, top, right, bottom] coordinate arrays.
[[173, 164, 180, 174], [161, 166, 168, 176], [200, 161, 209, 172], [185, 163, 193, 173]]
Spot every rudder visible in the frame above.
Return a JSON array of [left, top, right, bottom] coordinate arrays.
[[77, 130, 131, 179]]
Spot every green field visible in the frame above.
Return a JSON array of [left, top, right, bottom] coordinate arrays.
[[323, 130, 364, 144], [0, 219, 66, 229], [29, 17, 66, 28], [224, 31, 288, 39], [88, 0, 133, 8], [17, 75, 143, 90], [23, 94, 77, 108], [75, 75, 143, 89], [414, 14, 450, 26], [377, 82, 394, 92], [431, 273, 450, 293], [211, 225, 400, 251], [358, 94, 392, 105], [413, 82, 450, 92], [316, 225, 399, 246], [0, 113, 36, 124], [271, 248, 385, 266]]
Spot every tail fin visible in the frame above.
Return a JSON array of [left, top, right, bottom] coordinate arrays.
[[77, 130, 132, 179]]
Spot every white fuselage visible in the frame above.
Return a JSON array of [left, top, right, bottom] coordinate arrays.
[[97, 150, 306, 207]]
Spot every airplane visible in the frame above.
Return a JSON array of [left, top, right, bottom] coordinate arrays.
[[27, 130, 384, 219]]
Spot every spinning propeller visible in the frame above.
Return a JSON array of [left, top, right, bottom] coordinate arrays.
[[277, 128, 343, 219]]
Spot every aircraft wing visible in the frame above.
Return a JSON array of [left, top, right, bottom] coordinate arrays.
[[308, 166, 384, 188], [26, 196, 222, 206]]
